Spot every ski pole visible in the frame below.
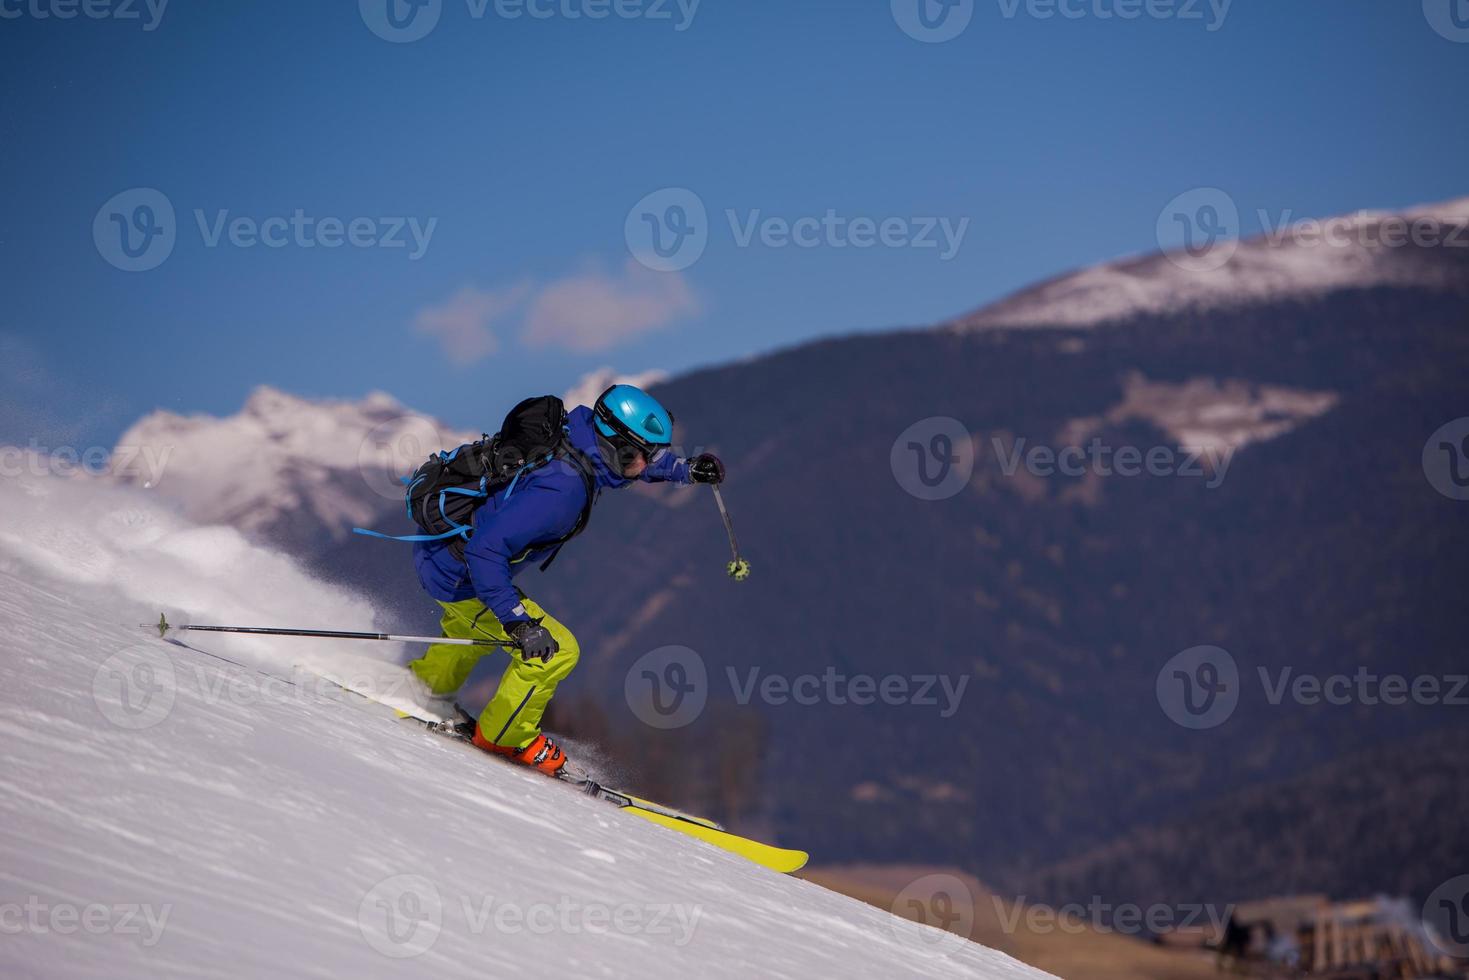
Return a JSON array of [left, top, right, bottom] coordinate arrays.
[[144, 614, 518, 649], [711, 485, 751, 581]]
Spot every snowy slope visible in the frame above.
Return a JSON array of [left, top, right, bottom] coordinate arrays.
[[952, 196, 1469, 330], [0, 466, 1053, 980]]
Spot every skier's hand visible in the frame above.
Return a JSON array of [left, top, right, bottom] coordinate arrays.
[[506, 620, 558, 663], [689, 453, 725, 485]]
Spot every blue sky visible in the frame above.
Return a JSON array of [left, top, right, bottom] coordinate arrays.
[[2, 0, 1466, 450]]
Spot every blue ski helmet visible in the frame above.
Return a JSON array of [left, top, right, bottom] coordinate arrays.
[[593, 384, 674, 459]]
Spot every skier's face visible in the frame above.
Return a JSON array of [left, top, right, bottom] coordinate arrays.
[[599, 435, 649, 478], [621, 451, 648, 478]]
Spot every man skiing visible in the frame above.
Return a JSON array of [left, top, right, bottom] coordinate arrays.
[[406, 384, 724, 776]]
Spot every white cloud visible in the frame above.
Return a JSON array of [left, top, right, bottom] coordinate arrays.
[[521, 260, 699, 353], [412, 283, 530, 366], [413, 261, 698, 364]]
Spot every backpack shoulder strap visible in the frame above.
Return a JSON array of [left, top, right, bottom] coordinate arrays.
[[535, 437, 598, 572]]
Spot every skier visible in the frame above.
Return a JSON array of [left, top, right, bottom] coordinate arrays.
[[407, 384, 725, 776]]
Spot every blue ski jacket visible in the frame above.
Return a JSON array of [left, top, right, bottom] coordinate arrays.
[[413, 404, 692, 624]]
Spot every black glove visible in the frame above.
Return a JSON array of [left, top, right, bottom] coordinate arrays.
[[505, 619, 558, 663], [689, 453, 725, 485]]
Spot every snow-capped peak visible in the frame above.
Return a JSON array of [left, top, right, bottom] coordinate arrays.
[[952, 195, 1469, 331], [114, 386, 477, 548], [562, 367, 669, 410]]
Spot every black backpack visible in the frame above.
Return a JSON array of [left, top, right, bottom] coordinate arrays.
[[354, 395, 597, 567]]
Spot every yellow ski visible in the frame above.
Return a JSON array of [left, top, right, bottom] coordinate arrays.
[[622, 806, 809, 874]]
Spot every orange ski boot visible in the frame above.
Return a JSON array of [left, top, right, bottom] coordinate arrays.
[[472, 727, 569, 777]]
